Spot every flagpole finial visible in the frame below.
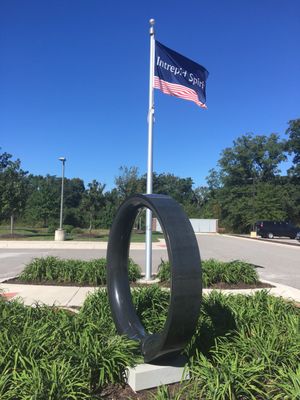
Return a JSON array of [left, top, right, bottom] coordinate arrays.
[[149, 18, 155, 35]]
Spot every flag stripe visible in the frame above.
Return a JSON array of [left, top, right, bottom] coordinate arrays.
[[153, 76, 207, 108]]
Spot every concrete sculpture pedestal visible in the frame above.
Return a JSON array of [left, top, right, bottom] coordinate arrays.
[[127, 356, 189, 392]]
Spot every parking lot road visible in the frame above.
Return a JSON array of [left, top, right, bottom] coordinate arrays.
[[0, 235, 299, 289], [196, 234, 300, 289]]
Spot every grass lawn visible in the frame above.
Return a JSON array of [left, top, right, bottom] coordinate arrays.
[[0, 226, 164, 242]]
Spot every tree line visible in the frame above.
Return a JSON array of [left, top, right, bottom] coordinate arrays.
[[1, 119, 299, 233]]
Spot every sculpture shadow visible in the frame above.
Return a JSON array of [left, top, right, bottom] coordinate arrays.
[[187, 299, 237, 359], [253, 264, 264, 269]]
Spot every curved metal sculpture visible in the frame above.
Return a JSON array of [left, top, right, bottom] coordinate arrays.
[[107, 194, 202, 363]]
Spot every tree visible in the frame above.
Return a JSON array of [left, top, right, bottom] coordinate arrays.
[[0, 151, 12, 170], [202, 131, 296, 232], [218, 133, 286, 186], [63, 178, 85, 227], [115, 166, 143, 200], [152, 173, 194, 204], [82, 180, 106, 231], [286, 118, 300, 178], [217, 183, 289, 233], [98, 189, 119, 228], [0, 151, 28, 233], [63, 178, 85, 208], [25, 175, 60, 227]]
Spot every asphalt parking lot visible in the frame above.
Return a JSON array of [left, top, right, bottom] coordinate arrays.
[[0, 234, 299, 289], [232, 234, 300, 247]]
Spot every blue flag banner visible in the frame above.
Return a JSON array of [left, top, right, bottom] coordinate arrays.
[[154, 41, 209, 108]]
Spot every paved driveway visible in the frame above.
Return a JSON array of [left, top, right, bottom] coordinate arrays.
[[0, 235, 299, 289], [196, 234, 300, 289]]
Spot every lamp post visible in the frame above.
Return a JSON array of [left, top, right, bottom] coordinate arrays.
[[55, 157, 66, 241], [248, 176, 257, 236]]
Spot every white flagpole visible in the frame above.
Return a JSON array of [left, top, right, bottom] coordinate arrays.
[[145, 18, 155, 280]]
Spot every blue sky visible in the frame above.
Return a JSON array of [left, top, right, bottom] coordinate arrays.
[[1, 0, 300, 190]]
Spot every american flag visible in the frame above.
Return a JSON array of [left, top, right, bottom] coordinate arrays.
[[153, 76, 207, 108], [154, 41, 209, 108]]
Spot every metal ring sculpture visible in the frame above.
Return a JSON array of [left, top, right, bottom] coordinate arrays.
[[107, 194, 202, 363]]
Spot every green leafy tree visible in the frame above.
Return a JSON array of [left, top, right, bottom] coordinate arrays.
[[115, 166, 144, 200], [0, 151, 28, 233], [63, 178, 85, 208], [63, 178, 85, 227], [218, 133, 286, 186], [82, 180, 106, 231], [152, 173, 194, 204], [286, 118, 300, 178], [218, 183, 289, 232], [98, 189, 119, 228], [25, 175, 60, 227], [203, 132, 292, 232]]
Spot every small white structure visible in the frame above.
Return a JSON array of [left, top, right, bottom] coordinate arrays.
[[153, 218, 218, 233], [54, 229, 66, 241]]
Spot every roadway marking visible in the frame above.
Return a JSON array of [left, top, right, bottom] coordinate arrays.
[[0, 292, 18, 299], [222, 235, 300, 250]]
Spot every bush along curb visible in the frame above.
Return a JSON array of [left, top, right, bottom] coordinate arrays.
[[17, 256, 141, 286]]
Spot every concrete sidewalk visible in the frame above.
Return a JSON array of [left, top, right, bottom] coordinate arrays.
[[0, 239, 167, 250], [0, 282, 97, 307], [1, 279, 300, 308]]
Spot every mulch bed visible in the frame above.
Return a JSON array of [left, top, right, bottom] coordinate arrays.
[[99, 382, 182, 399], [0, 233, 29, 239], [209, 281, 274, 289], [3, 277, 274, 289]]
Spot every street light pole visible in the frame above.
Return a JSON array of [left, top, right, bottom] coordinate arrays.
[[59, 157, 66, 230], [55, 157, 66, 241]]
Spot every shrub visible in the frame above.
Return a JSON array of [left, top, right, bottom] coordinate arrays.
[[157, 259, 259, 286], [0, 288, 299, 398], [0, 295, 138, 398], [19, 256, 141, 285], [63, 224, 74, 234], [156, 259, 170, 283], [19, 256, 62, 282], [47, 225, 56, 234], [71, 227, 84, 234], [202, 259, 258, 286], [183, 291, 300, 399], [128, 258, 142, 282]]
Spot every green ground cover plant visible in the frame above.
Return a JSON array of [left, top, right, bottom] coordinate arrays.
[[0, 288, 299, 399], [157, 259, 259, 286], [0, 294, 138, 399], [18, 257, 259, 288], [18, 256, 141, 285]]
